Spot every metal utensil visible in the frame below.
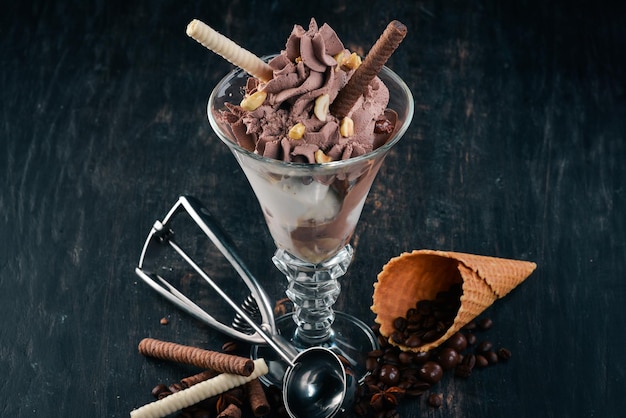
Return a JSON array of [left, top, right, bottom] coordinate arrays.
[[135, 195, 354, 418]]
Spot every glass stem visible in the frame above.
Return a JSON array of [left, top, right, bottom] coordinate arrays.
[[272, 245, 353, 345]]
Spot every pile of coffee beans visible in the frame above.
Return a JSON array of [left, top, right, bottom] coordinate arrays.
[[354, 284, 512, 417]]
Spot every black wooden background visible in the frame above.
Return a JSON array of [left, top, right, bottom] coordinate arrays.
[[1, 1, 624, 417]]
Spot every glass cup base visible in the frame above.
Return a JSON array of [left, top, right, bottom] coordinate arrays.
[[251, 311, 378, 387]]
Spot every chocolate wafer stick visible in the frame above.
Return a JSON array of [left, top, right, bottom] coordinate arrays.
[[138, 338, 255, 376], [180, 369, 220, 388], [245, 379, 271, 417], [217, 403, 242, 418], [331, 20, 407, 118]]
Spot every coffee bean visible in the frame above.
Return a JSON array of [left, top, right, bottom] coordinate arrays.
[[405, 380, 430, 397], [475, 354, 489, 368], [421, 330, 441, 343], [413, 351, 430, 364], [391, 331, 405, 345], [444, 332, 468, 351], [463, 353, 476, 369], [379, 364, 401, 386], [427, 393, 443, 408], [476, 340, 493, 353], [404, 334, 422, 347], [398, 351, 413, 365], [382, 351, 399, 365], [418, 361, 443, 384], [378, 334, 390, 348], [369, 349, 385, 358], [393, 316, 407, 332], [485, 351, 499, 365], [437, 348, 460, 370], [466, 333, 477, 346], [497, 347, 512, 361], [151, 384, 168, 398], [168, 382, 184, 393], [221, 341, 238, 353], [478, 318, 494, 330], [157, 390, 172, 400], [366, 356, 380, 371], [463, 320, 477, 331]]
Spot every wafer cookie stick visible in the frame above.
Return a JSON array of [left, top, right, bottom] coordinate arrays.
[[186, 19, 273, 82], [180, 369, 220, 388], [138, 338, 255, 376], [331, 20, 407, 118], [218, 403, 242, 418], [130, 359, 268, 418], [245, 378, 271, 416]]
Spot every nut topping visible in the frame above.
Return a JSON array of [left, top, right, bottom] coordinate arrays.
[[240, 90, 267, 111], [314, 94, 330, 121], [314, 149, 332, 163], [288, 122, 306, 139], [340, 116, 354, 137]]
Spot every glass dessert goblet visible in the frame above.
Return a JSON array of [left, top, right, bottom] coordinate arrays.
[[208, 62, 413, 379]]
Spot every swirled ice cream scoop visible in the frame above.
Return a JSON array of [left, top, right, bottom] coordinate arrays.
[[220, 19, 395, 163], [194, 18, 407, 263]]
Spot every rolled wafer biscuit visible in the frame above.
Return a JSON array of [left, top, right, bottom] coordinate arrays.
[[331, 20, 407, 118], [130, 358, 268, 418], [180, 369, 220, 388], [371, 250, 536, 352], [217, 403, 242, 418], [245, 378, 271, 417], [186, 19, 273, 82], [138, 338, 255, 376]]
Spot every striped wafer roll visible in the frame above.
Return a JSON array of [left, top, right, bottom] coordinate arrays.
[[331, 20, 407, 118], [186, 19, 273, 82], [138, 338, 255, 376], [130, 359, 268, 418], [245, 379, 271, 417], [180, 369, 220, 388]]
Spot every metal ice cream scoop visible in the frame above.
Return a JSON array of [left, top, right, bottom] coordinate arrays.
[[135, 195, 355, 418]]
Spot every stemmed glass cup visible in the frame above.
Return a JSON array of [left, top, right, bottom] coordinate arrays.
[[208, 60, 413, 381]]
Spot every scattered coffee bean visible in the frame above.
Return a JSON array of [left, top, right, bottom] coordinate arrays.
[[428, 393, 443, 408], [437, 347, 460, 370], [476, 340, 493, 353], [418, 361, 443, 384], [478, 318, 494, 330], [151, 383, 168, 398], [475, 354, 489, 368], [463, 320, 477, 331], [444, 332, 468, 352], [366, 356, 380, 371], [379, 364, 401, 386], [497, 347, 512, 360], [485, 350, 499, 365], [398, 351, 413, 365], [168, 382, 183, 393], [221, 341, 238, 353]]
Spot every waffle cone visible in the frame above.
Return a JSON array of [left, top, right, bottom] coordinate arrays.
[[371, 250, 536, 352]]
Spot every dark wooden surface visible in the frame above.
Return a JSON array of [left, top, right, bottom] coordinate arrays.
[[1, 1, 625, 417]]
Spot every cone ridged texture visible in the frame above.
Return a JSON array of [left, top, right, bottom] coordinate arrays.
[[371, 250, 536, 352]]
